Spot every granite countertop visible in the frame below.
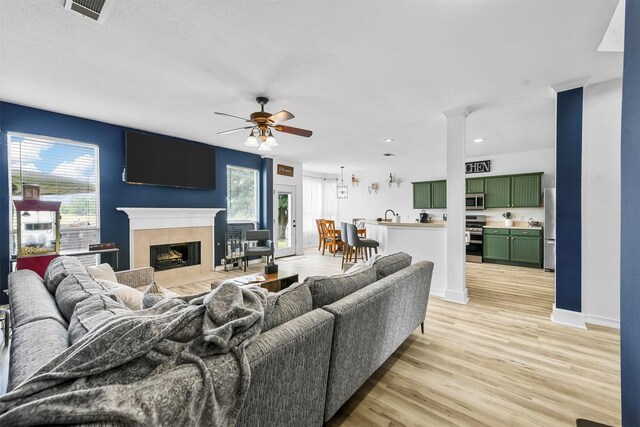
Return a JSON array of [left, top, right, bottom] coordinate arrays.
[[483, 224, 543, 230], [365, 220, 447, 229]]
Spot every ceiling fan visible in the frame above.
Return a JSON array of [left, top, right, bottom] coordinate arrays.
[[215, 97, 313, 151]]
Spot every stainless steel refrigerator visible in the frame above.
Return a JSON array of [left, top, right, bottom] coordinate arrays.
[[544, 188, 556, 271]]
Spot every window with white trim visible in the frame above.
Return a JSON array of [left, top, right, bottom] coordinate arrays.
[[8, 133, 100, 261], [226, 166, 259, 223]]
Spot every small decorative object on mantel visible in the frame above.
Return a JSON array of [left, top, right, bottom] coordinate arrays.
[[368, 183, 379, 195], [502, 211, 513, 227], [264, 260, 278, 274], [89, 242, 116, 251], [22, 184, 41, 200], [386, 173, 401, 188], [351, 174, 359, 187]]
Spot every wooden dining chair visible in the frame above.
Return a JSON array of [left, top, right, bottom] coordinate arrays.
[[320, 220, 342, 256], [315, 219, 324, 252]]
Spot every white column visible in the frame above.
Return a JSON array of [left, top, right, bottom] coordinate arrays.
[[443, 108, 469, 304]]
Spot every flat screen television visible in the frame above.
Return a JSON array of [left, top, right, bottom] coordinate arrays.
[[125, 131, 215, 189]]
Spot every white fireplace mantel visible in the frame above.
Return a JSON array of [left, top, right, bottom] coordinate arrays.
[[116, 207, 225, 268], [116, 207, 225, 230]]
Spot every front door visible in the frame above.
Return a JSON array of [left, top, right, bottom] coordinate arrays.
[[274, 184, 296, 258]]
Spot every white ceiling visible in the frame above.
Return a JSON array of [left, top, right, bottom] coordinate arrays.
[[0, 1, 623, 174]]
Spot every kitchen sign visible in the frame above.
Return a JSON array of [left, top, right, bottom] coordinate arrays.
[[277, 164, 294, 177], [465, 160, 491, 174]]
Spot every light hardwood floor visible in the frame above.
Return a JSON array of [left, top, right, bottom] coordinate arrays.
[[174, 251, 622, 426]]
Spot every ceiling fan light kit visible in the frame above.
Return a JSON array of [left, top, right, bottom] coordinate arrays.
[[216, 97, 312, 151]]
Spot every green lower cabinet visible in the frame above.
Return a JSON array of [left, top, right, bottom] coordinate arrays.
[[483, 234, 510, 261], [431, 180, 447, 208], [483, 228, 542, 268]]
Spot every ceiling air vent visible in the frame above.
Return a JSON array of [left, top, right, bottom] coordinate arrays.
[[383, 153, 396, 157], [65, 0, 112, 22]]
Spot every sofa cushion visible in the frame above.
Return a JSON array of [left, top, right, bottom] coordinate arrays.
[[141, 282, 180, 309], [304, 266, 378, 309], [368, 252, 412, 279], [68, 294, 131, 345], [8, 318, 69, 391], [43, 256, 87, 295], [86, 263, 118, 283], [100, 280, 144, 310], [263, 282, 313, 332], [55, 272, 109, 322], [8, 269, 68, 330]]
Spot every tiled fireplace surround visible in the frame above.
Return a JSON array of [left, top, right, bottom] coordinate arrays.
[[117, 208, 225, 287]]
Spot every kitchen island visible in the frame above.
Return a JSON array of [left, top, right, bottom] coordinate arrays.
[[365, 220, 447, 296]]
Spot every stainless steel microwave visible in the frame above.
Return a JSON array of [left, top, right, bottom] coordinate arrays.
[[466, 193, 485, 210]]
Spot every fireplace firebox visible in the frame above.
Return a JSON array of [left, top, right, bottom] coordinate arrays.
[[150, 241, 201, 271]]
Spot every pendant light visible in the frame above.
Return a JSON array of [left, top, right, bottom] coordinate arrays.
[[337, 166, 348, 199]]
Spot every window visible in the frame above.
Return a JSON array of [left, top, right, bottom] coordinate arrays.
[[302, 176, 337, 247], [226, 166, 259, 223], [8, 133, 100, 261]]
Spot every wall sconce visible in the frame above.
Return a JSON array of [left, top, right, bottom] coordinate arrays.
[[351, 174, 359, 187], [368, 183, 379, 194], [386, 173, 401, 188]]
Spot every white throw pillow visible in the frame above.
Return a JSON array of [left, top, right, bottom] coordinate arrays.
[[86, 263, 118, 283], [100, 279, 144, 310]]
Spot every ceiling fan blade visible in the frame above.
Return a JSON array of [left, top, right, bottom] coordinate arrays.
[[214, 112, 250, 122], [274, 125, 313, 138], [268, 110, 295, 124], [217, 126, 254, 135]]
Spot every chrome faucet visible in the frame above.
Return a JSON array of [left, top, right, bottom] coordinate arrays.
[[384, 209, 396, 221]]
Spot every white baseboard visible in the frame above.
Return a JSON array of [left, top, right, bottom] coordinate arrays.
[[430, 288, 445, 298], [444, 288, 469, 304], [585, 314, 620, 329], [551, 304, 587, 329]]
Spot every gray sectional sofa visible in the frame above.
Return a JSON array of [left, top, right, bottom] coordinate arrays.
[[3, 252, 433, 426]]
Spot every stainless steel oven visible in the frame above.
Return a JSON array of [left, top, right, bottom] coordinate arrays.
[[466, 193, 485, 210], [466, 215, 486, 263]]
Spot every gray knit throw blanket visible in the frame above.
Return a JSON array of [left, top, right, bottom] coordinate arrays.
[[0, 282, 267, 426]]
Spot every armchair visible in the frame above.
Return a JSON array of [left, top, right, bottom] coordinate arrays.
[[243, 230, 275, 271]]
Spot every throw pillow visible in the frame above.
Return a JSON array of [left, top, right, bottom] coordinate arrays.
[[262, 282, 312, 332], [43, 256, 87, 295], [100, 279, 144, 310], [368, 252, 412, 279], [55, 272, 110, 322], [304, 266, 378, 309], [86, 263, 118, 283], [141, 282, 180, 309], [68, 294, 131, 345]]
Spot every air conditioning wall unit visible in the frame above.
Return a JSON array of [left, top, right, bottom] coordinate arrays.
[[64, 0, 113, 23]]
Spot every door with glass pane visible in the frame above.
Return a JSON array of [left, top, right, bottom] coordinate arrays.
[[274, 184, 296, 258]]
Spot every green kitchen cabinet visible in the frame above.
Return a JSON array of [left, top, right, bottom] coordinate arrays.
[[431, 180, 447, 208], [511, 173, 542, 207], [483, 234, 511, 261], [483, 228, 542, 267], [466, 178, 485, 194], [412, 182, 432, 209], [484, 176, 511, 208]]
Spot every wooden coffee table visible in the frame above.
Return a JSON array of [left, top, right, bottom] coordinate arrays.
[[211, 271, 299, 293]]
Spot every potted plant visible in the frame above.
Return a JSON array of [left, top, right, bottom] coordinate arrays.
[[502, 211, 513, 227]]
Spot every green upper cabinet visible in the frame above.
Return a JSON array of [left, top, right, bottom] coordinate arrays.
[[466, 178, 485, 194], [431, 180, 447, 208], [412, 182, 432, 209], [484, 176, 511, 208], [511, 173, 542, 207]]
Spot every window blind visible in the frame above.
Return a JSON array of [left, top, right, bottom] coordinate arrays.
[[8, 133, 100, 259]]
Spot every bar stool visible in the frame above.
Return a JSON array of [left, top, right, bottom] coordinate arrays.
[[346, 223, 379, 262]]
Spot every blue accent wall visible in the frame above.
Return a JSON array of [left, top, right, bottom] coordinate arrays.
[[621, 0, 640, 424], [555, 88, 583, 312], [0, 102, 270, 303]]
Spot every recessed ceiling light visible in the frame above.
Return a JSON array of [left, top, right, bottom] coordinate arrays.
[[384, 138, 394, 143], [383, 153, 396, 157], [473, 138, 485, 143]]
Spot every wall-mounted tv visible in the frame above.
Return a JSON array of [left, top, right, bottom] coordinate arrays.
[[125, 131, 215, 189]]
